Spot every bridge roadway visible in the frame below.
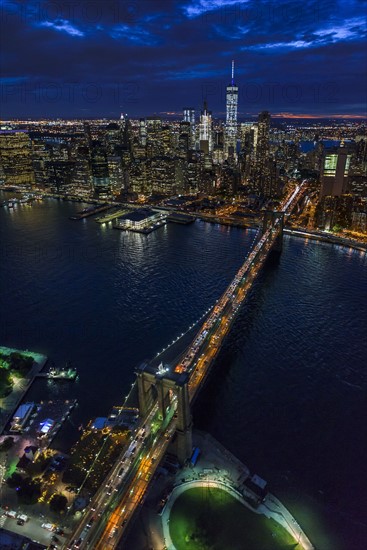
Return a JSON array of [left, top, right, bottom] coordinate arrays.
[[65, 183, 306, 550]]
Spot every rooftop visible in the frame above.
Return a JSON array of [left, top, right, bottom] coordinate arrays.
[[13, 402, 34, 420], [119, 208, 156, 222]]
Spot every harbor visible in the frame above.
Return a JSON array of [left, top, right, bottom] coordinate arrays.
[[0, 347, 77, 436], [69, 204, 113, 220], [0, 194, 42, 208]]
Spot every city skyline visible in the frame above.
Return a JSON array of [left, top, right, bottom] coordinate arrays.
[[1, 0, 366, 119], [0, 2, 366, 549]]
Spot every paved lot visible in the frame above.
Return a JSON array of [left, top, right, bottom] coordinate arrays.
[[0, 508, 71, 548]]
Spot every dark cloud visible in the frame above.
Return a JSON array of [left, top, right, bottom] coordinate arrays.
[[0, 0, 366, 117]]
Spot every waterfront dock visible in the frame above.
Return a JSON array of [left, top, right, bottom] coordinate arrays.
[[167, 213, 196, 224], [9, 398, 78, 447], [95, 208, 130, 224], [69, 204, 113, 220], [284, 228, 367, 252], [114, 221, 166, 234], [195, 211, 259, 228], [35, 363, 78, 381], [0, 347, 48, 435], [114, 208, 167, 234]]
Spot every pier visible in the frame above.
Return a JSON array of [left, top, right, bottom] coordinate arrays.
[[69, 204, 113, 220], [167, 213, 195, 225], [0, 351, 78, 436], [36, 364, 78, 381], [95, 208, 130, 224], [114, 222, 166, 234], [114, 208, 167, 234]]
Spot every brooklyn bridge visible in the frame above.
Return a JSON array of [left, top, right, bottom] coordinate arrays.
[[66, 182, 307, 550]]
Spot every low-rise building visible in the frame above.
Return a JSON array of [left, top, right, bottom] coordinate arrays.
[[10, 402, 34, 432], [115, 208, 164, 230]]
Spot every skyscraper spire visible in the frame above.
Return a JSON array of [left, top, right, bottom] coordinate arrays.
[[225, 60, 238, 156]]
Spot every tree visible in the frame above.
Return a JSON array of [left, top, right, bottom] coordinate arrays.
[[6, 472, 23, 489], [62, 465, 84, 488], [0, 368, 13, 397], [9, 353, 34, 376], [17, 477, 41, 505], [332, 224, 343, 233], [49, 493, 68, 513], [27, 453, 52, 476], [0, 436, 14, 452], [111, 425, 129, 436]]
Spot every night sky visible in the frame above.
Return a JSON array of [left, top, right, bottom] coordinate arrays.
[[1, 0, 366, 119]]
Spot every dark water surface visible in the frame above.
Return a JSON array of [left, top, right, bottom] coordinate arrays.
[[1, 195, 366, 549]]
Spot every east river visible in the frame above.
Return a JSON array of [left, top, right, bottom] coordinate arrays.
[[1, 194, 366, 549]]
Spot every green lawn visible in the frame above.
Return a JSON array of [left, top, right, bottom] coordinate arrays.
[[169, 487, 298, 550], [0, 347, 41, 397]]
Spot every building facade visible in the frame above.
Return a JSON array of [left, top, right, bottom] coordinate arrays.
[[225, 61, 239, 157]]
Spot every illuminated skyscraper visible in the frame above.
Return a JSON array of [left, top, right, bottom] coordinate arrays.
[[178, 122, 191, 156], [225, 60, 239, 156], [0, 130, 35, 186], [146, 116, 163, 157], [183, 108, 195, 125], [320, 143, 352, 197], [91, 141, 110, 197], [199, 100, 212, 154], [183, 108, 195, 148], [31, 138, 51, 188], [105, 122, 122, 155], [254, 111, 271, 196], [139, 118, 147, 147]]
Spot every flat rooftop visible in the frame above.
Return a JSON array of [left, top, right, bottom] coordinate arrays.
[[119, 208, 156, 222]]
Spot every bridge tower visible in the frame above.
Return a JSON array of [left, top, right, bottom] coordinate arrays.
[[136, 363, 192, 465], [262, 211, 284, 253], [174, 379, 193, 464]]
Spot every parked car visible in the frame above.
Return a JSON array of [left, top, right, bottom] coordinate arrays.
[[41, 523, 55, 531]]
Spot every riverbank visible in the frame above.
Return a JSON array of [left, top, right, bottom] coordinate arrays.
[[284, 227, 367, 252], [2, 187, 365, 252]]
